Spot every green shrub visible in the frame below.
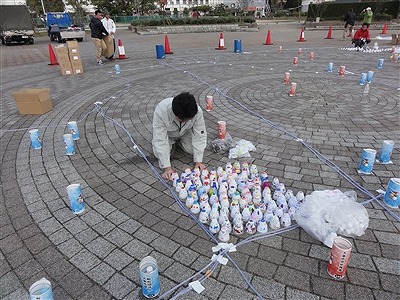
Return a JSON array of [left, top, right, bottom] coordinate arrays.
[[130, 15, 254, 26]]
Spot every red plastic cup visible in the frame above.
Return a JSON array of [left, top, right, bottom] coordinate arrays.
[[327, 237, 352, 279], [289, 82, 297, 97], [309, 52, 314, 60], [293, 57, 298, 65], [217, 121, 226, 139], [283, 72, 290, 84], [339, 66, 345, 76], [206, 95, 213, 112]]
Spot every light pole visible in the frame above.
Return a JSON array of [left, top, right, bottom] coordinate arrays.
[[40, 0, 46, 15]]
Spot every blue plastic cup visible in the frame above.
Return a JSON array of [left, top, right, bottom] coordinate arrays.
[[377, 59, 384, 69], [63, 134, 75, 155], [327, 62, 333, 72], [378, 140, 394, 164], [155, 45, 165, 59], [66, 183, 85, 214], [367, 71, 374, 83], [29, 129, 42, 150], [115, 64, 121, 74], [234, 39, 242, 53], [29, 278, 53, 300], [67, 121, 80, 140], [359, 149, 376, 174], [359, 73, 367, 85], [384, 178, 400, 208]]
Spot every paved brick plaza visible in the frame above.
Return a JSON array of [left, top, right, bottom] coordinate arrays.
[[1, 22, 399, 299]]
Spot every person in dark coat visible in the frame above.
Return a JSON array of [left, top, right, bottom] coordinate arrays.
[[342, 8, 356, 40], [89, 10, 109, 65]]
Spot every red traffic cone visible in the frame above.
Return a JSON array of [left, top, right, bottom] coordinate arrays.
[[215, 32, 226, 50], [116, 39, 129, 60], [164, 35, 173, 54], [325, 25, 333, 39], [297, 27, 306, 42], [263, 30, 273, 45], [48, 44, 58, 66], [381, 23, 388, 34]]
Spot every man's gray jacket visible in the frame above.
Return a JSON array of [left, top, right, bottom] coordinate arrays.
[[152, 97, 207, 169]]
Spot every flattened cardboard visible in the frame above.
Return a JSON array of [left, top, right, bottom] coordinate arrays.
[[102, 35, 114, 58]]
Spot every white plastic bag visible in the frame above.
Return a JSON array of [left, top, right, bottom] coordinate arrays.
[[228, 139, 256, 159], [294, 190, 369, 248]]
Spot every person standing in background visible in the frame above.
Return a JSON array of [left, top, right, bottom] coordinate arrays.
[[361, 7, 373, 28], [89, 10, 109, 65], [342, 8, 356, 40], [101, 11, 116, 60]]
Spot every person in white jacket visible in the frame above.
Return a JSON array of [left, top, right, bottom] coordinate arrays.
[[101, 11, 116, 60], [152, 92, 207, 180]]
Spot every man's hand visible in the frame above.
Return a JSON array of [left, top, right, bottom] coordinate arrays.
[[194, 162, 206, 170], [162, 167, 175, 180]]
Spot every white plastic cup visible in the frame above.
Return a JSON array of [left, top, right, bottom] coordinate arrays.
[[66, 183, 85, 214], [67, 121, 80, 140], [29, 278, 53, 300], [29, 129, 42, 150]]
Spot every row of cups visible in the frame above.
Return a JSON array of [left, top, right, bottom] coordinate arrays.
[[29, 121, 80, 155]]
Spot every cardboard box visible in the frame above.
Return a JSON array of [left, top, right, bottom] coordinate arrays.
[[66, 40, 80, 54], [61, 68, 73, 76], [73, 67, 84, 75], [55, 46, 70, 62], [71, 61, 84, 74], [69, 53, 81, 61], [102, 35, 114, 58], [59, 61, 72, 69], [12, 88, 53, 115]]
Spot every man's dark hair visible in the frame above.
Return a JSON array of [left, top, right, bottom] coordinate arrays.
[[172, 92, 198, 120], [362, 22, 369, 27], [95, 9, 103, 16]]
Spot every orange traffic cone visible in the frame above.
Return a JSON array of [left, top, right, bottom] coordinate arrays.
[[263, 30, 273, 45], [325, 26, 333, 39], [116, 39, 129, 60], [297, 27, 306, 42], [164, 35, 173, 54], [215, 32, 226, 50], [381, 23, 388, 34], [48, 44, 58, 66]]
